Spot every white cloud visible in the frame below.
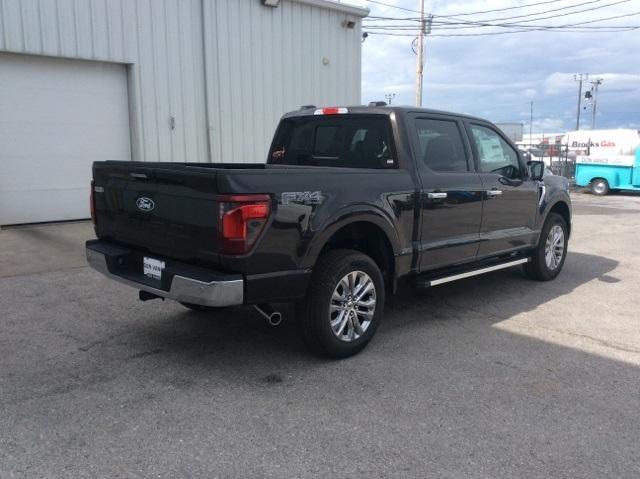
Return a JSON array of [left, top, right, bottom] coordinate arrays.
[[533, 117, 566, 133], [360, 0, 640, 132]]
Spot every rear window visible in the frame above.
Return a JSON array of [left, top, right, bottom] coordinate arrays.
[[269, 115, 396, 168]]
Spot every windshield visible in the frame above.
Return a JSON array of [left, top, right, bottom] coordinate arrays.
[[269, 115, 396, 169]]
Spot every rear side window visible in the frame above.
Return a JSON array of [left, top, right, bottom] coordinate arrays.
[[414, 118, 469, 172], [269, 115, 396, 168]]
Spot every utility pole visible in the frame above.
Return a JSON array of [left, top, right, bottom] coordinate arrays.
[[385, 93, 396, 105], [414, 2, 432, 106], [590, 78, 603, 130], [573, 73, 588, 130], [529, 101, 533, 146], [415, 0, 425, 107]]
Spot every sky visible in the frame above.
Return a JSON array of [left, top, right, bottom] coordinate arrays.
[[344, 0, 640, 133]]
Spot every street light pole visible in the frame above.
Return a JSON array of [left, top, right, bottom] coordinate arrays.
[[590, 78, 603, 130], [529, 101, 533, 146]]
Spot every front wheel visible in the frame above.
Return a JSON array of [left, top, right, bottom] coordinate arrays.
[[590, 178, 609, 196], [523, 212, 568, 281], [298, 249, 385, 358]]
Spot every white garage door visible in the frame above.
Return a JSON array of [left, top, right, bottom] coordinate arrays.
[[0, 53, 130, 225]]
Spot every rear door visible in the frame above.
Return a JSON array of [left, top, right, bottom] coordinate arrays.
[[408, 114, 484, 271], [466, 122, 538, 257]]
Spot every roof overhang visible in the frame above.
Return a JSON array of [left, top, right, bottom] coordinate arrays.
[[290, 0, 369, 18]]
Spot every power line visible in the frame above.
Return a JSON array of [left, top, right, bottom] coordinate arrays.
[[435, 0, 566, 16], [363, 11, 640, 36], [364, 22, 639, 30], [437, 0, 632, 27], [365, 26, 638, 36], [364, 0, 632, 27], [438, 0, 615, 22], [365, 0, 421, 14], [365, 0, 570, 17]]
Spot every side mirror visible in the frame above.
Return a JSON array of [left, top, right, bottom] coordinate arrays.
[[528, 160, 545, 181]]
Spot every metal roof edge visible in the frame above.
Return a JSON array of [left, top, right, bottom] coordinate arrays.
[[289, 0, 369, 17]]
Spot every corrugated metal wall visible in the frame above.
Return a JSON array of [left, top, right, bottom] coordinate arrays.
[[0, 0, 365, 163], [204, 0, 363, 163]]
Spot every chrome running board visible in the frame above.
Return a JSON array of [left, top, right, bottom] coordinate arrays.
[[418, 257, 530, 288]]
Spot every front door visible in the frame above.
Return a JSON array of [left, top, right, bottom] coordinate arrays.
[[409, 115, 484, 271], [467, 122, 538, 258]]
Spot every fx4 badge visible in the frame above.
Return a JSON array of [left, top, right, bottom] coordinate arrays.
[[281, 191, 323, 206]]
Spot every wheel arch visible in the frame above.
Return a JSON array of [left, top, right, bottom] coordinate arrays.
[[546, 200, 571, 236], [306, 212, 400, 289]]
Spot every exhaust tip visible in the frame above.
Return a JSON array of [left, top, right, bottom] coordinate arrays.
[[254, 304, 283, 327], [268, 312, 282, 326]]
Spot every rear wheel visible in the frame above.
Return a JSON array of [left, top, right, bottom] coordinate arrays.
[[523, 212, 568, 281], [298, 249, 385, 358], [590, 178, 609, 196]]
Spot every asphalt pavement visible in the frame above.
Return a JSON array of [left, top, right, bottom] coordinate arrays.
[[1, 191, 640, 478]]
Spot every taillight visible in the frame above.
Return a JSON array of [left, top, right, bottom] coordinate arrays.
[[90, 180, 96, 225], [218, 194, 271, 254]]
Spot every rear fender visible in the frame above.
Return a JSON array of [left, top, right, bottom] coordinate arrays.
[[302, 205, 401, 270]]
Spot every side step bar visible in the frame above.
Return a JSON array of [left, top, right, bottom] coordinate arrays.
[[416, 257, 530, 288]]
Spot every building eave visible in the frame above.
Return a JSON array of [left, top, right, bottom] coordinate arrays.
[[290, 0, 369, 18]]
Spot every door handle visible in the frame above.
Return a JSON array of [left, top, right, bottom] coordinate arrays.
[[486, 189, 503, 197], [427, 192, 448, 199]]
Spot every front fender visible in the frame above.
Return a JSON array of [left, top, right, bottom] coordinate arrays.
[[537, 179, 572, 236]]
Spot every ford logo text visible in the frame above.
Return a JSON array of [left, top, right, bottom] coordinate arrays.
[[136, 197, 155, 212]]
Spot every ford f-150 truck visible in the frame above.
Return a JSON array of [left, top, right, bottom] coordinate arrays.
[[86, 105, 571, 358]]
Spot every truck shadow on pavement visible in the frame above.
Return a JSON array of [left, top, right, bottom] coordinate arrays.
[[130, 250, 620, 362], [1, 249, 621, 406], [383, 250, 620, 331], [6, 250, 640, 478]]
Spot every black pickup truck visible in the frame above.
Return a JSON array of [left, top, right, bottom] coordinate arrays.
[[86, 105, 571, 358]]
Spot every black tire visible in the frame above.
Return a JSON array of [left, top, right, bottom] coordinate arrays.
[[298, 249, 385, 358], [590, 178, 609, 196], [179, 302, 225, 312], [523, 212, 568, 281]]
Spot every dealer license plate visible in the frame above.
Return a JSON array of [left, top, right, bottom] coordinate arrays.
[[143, 257, 165, 281]]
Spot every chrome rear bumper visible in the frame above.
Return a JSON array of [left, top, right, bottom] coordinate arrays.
[[86, 243, 243, 307]]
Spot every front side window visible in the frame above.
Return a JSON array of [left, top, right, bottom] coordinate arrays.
[[471, 125, 521, 179], [269, 115, 395, 168], [414, 118, 469, 173]]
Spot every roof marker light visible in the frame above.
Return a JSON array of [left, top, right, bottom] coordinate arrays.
[[314, 107, 348, 115]]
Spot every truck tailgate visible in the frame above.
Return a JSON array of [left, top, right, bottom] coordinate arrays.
[[93, 162, 224, 265]]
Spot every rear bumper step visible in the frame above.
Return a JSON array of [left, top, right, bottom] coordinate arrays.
[[416, 257, 530, 288], [85, 240, 243, 307]]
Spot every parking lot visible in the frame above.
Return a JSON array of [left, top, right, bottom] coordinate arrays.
[[1, 191, 639, 478]]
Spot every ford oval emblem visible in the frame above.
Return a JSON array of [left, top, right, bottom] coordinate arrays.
[[136, 197, 155, 212]]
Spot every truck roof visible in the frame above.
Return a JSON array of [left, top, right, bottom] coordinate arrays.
[[283, 105, 490, 124]]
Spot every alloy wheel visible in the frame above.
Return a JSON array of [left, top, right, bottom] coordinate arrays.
[[329, 271, 376, 342], [544, 224, 565, 270]]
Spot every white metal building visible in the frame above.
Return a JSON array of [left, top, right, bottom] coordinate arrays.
[[0, 0, 367, 225]]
